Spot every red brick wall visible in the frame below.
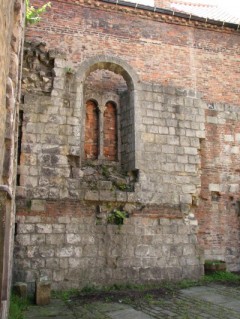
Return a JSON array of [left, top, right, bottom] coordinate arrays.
[[103, 102, 117, 161], [84, 100, 99, 160], [196, 112, 240, 269], [26, 0, 240, 105]]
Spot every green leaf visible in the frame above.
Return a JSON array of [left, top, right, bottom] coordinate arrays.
[[25, 0, 51, 25]]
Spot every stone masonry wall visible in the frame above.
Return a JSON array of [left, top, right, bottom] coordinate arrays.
[[15, 201, 202, 292], [15, 41, 205, 289], [14, 0, 240, 290]]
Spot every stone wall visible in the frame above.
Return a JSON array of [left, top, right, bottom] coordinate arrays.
[[15, 201, 201, 291], [14, 0, 240, 291], [0, 0, 24, 318], [15, 41, 205, 289]]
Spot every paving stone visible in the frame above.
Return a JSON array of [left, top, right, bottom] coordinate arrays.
[[24, 285, 240, 319], [108, 308, 154, 319]]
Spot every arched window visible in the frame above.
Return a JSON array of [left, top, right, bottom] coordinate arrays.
[[78, 56, 139, 171], [84, 99, 99, 160]]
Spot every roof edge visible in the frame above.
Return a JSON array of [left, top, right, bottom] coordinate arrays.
[[100, 0, 240, 30]]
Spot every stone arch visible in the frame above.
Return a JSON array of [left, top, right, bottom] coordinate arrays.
[[76, 55, 140, 90], [76, 55, 140, 171]]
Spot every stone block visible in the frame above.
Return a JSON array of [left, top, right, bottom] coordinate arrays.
[[66, 234, 81, 244], [31, 199, 46, 212], [207, 116, 218, 124], [18, 223, 35, 234], [36, 281, 51, 305], [184, 147, 198, 155], [97, 181, 112, 190], [52, 224, 65, 233], [229, 184, 239, 193], [180, 194, 192, 204], [36, 224, 52, 234], [46, 258, 59, 269], [224, 134, 234, 142], [55, 246, 74, 257], [15, 234, 31, 245], [182, 184, 196, 194], [85, 190, 99, 201], [46, 234, 65, 245], [66, 223, 79, 233], [209, 184, 220, 192], [99, 190, 116, 201], [13, 282, 28, 298], [231, 146, 239, 154]]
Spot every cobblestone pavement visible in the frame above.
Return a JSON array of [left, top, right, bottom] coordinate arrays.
[[25, 284, 240, 319]]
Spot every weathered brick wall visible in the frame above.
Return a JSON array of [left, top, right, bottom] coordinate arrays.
[[25, 0, 240, 105], [14, 0, 240, 290], [196, 104, 240, 270]]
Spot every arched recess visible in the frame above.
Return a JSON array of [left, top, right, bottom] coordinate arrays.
[[76, 55, 140, 171]]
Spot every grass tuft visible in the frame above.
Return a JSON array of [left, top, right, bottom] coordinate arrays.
[[9, 294, 29, 319], [203, 271, 240, 283]]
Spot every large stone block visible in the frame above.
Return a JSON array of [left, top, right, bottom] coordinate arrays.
[[36, 281, 51, 305]]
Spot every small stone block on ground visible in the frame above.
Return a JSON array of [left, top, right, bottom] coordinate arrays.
[[13, 282, 27, 298], [36, 281, 51, 305]]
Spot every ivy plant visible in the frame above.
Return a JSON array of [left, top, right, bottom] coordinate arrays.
[[25, 0, 51, 25]]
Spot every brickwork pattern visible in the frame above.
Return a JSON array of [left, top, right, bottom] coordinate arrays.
[[103, 102, 118, 161], [27, 0, 240, 105], [196, 103, 240, 270], [84, 100, 99, 160]]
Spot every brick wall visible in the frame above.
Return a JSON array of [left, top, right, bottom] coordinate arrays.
[[26, 0, 240, 105], [14, 0, 240, 290]]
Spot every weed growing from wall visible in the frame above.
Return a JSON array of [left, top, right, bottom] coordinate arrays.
[[107, 209, 128, 225], [25, 0, 51, 25]]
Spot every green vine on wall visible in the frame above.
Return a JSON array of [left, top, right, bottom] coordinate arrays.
[[25, 0, 51, 25], [107, 209, 128, 226]]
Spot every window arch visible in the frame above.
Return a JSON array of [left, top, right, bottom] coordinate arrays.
[[76, 56, 140, 171]]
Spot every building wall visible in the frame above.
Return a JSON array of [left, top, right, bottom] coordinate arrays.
[[14, 0, 240, 290], [0, 0, 24, 317]]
